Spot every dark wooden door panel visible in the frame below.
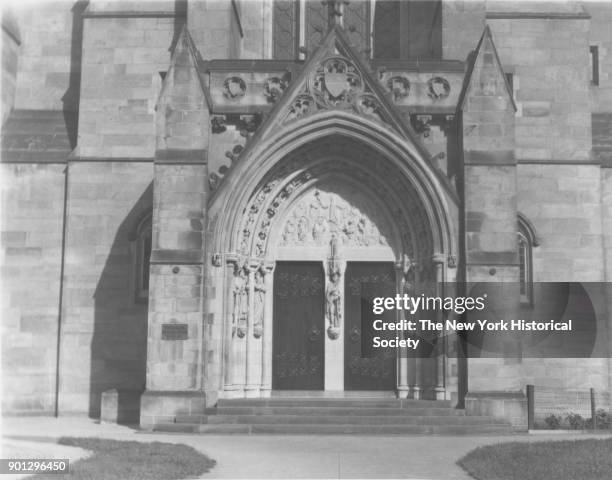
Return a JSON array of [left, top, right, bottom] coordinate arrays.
[[345, 262, 397, 391], [273, 262, 325, 390]]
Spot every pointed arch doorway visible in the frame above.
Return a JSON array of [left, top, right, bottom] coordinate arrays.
[[207, 127, 457, 399]]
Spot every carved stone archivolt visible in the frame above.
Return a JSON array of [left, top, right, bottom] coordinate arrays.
[[236, 142, 435, 263]]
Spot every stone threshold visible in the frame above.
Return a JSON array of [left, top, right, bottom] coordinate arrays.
[[270, 390, 397, 398]]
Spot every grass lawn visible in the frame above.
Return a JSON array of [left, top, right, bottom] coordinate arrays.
[[30, 437, 216, 480], [458, 438, 612, 480]]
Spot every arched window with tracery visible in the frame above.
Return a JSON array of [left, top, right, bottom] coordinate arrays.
[[271, 0, 442, 60]]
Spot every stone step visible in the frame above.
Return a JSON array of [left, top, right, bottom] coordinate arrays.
[[216, 398, 452, 408], [190, 406, 466, 418], [205, 414, 508, 425], [154, 422, 512, 435]]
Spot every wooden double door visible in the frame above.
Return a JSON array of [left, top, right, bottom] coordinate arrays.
[[272, 261, 397, 391]]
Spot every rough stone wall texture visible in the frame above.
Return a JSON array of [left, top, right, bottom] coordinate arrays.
[[592, 113, 612, 163], [518, 165, 603, 283], [238, 0, 268, 59], [603, 168, 612, 392], [58, 162, 152, 416], [77, 16, 174, 157], [146, 263, 203, 391], [2, 8, 20, 124], [461, 28, 517, 282], [585, 2, 612, 112], [469, 164, 609, 392], [442, 0, 485, 61], [155, 30, 208, 152], [11, 1, 81, 112], [488, 17, 591, 161], [146, 164, 207, 392], [1, 164, 65, 413], [188, 0, 240, 60]]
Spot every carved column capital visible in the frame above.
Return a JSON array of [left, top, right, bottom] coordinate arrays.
[[432, 253, 446, 265]]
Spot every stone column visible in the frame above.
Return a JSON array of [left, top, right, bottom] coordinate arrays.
[[260, 262, 275, 397], [245, 261, 262, 397], [432, 253, 446, 400], [223, 257, 238, 393], [411, 261, 422, 400], [395, 261, 409, 398]]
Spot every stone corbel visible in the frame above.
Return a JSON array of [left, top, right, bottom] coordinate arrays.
[[412, 115, 433, 138], [211, 115, 227, 134]]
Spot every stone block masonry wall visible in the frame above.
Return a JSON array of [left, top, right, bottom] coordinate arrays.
[[460, 27, 521, 394], [145, 164, 207, 392], [2, 9, 20, 124], [188, 0, 240, 60], [603, 167, 612, 392], [11, 1, 80, 111], [78, 16, 174, 157], [518, 165, 603, 283], [442, 0, 485, 61], [586, 2, 612, 112], [140, 161, 207, 427], [59, 162, 153, 416], [488, 17, 591, 161], [1, 164, 65, 413]]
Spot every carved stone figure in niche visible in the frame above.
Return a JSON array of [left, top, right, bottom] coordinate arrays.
[[313, 216, 327, 241], [297, 217, 309, 242], [401, 254, 416, 296], [284, 218, 297, 243], [232, 263, 249, 338], [253, 266, 266, 338]]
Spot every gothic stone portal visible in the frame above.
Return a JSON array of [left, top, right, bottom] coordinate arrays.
[[218, 131, 452, 398]]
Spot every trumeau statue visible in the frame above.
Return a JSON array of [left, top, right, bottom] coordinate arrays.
[[253, 266, 266, 338], [326, 235, 342, 340], [232, 262, 249, 338]]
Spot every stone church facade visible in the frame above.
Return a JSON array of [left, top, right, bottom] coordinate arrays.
[[2, 0, 612, 429]]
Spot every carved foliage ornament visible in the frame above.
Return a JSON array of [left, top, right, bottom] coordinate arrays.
[[284, 55, 388, 125]]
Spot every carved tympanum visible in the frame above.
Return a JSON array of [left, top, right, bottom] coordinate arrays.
[[280, 187, 389, 248]]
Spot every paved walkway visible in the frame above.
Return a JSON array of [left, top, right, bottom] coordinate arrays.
[[1, 417, 610, 479]]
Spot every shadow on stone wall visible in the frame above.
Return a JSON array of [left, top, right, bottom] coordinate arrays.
[[61, 0, 87, 149], [89, 183, 153, 424]]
